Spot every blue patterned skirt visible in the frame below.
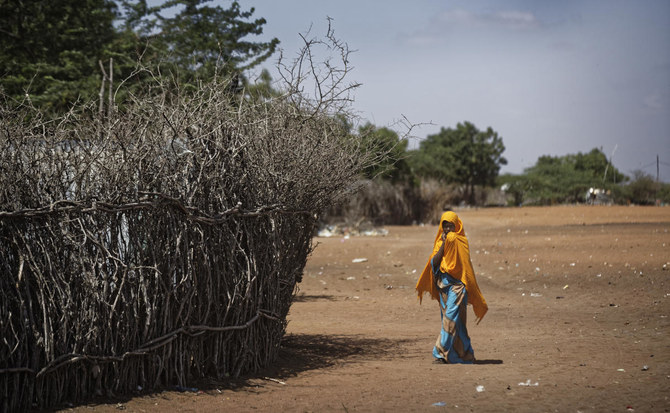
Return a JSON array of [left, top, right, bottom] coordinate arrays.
[[431, 262, 475, 363]]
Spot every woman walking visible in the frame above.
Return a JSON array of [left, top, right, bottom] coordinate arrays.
[[415, 211, 487, 364]]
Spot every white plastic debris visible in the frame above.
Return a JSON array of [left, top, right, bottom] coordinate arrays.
[[518, 379, 538, 386], [361, 228, 389, 237], [352, 258, 368, 263], [317, 228, 334, 237], [262, 377, 286, 385], [476, 385, 485, 392]]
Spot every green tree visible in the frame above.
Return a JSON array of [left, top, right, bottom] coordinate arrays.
[[120, 0, 279, 90], [0, 0, 118, 113], [626, 170, 660, 205], [1, 0, 279, 113], [358, 123, 412, 184], [572, 148, 626, 184], [497, 173, 527, 206], [410, 121, 506, 204], [522, 155, 589, 204], [512, 148, 628, 205], [657, 182, 670, 205]]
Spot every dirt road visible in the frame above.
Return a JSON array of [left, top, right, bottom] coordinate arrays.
[[65, 206, 670, 412]]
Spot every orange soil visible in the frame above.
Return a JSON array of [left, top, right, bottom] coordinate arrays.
[[62, 205, 670, 412]]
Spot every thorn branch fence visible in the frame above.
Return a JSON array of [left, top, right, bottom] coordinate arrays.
[[1, 31, 382, 410]]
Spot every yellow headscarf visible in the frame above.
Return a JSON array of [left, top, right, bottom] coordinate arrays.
[[415, 211, 488, 323]]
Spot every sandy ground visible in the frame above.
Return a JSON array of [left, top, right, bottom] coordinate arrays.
[[60, 205, 669, 412]]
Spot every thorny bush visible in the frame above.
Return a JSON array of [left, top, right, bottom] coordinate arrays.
[[0, 26, 389, 411]]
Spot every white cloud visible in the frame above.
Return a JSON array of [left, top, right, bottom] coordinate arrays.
[[643, 91, 666, 110], [438, 9, 477, 26], [494, 11, 540, 29], [402, 8, 541, 46], [437, 9, 540, 30]]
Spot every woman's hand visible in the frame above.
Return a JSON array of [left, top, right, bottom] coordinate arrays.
[[433, 232, 448, 269]]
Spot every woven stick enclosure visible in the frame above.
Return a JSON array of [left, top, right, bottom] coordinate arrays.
[[0, 43, 377, 410]]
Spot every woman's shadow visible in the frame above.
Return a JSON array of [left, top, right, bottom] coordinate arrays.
[[474, 359, 503, 365]]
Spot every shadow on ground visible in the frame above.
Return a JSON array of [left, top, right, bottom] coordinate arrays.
[[232, 333, 419, 387], [40, 333, 418, 411], [190, 333, 420, 395], [474, 359, 503, 365], [293, 294, 338, 302]]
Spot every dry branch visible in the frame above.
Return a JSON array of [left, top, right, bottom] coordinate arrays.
[[0, 27, 387, 411]]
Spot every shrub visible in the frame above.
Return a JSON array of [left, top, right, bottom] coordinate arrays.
[[0, 28, 385, 410]]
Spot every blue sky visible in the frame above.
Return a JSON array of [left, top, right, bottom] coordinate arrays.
[[236, 0, 670, 181]]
